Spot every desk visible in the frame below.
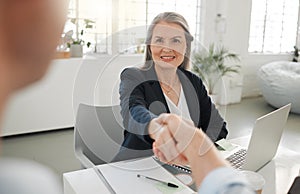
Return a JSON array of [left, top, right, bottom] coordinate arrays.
[[64, 157, 195, 194], [63, 138, 300, 194], [64, 167, 111, 193]]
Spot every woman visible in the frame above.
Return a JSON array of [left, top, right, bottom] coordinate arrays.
[[117, 12, 228, 161]]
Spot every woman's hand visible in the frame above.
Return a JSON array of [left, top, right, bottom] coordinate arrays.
[[154, 114, 196, 159], [149, 114, 194, 166], [153, 141, 189, 166], [153, 113, 229, 188], [148, 118, 182, 163]]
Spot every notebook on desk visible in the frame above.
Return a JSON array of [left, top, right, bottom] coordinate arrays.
[[220, 103, 291, 171], [97, 156, 195, 194]]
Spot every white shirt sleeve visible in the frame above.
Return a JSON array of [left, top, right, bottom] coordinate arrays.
[[198, 167, 255, 194]]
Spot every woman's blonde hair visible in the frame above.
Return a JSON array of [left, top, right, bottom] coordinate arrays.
[[143, 12, 194, 70]]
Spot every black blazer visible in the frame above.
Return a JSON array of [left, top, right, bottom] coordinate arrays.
[[118, 64, 228, 154]]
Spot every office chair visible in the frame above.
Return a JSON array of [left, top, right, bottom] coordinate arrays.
[[74, 103, 124, 168]]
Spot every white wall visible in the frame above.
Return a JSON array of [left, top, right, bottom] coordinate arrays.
[[203, 0, 292, 97], [2, 59, 81, 136], [2, 55, 143, 136], [72, 54, 143, 109]]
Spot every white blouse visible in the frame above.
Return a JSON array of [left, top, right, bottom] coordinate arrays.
[[163, 86, 192, 121]]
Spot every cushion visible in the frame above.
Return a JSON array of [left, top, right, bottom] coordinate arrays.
[[257, 61, 300, 114]]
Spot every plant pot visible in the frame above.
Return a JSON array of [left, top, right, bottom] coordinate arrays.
[[70, 44, 83, 58], [218, 74, 243, 105]]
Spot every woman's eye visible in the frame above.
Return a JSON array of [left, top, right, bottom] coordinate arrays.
[[154, 38, 163, 43], [172, 38, 181, 43]]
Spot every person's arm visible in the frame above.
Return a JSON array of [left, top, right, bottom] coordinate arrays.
[[152, 114, 253, 192], [198, 167, 255, 194], [119, 68, 158, 143], [176, 123, 229, 187], [152, 114, 226, 183]]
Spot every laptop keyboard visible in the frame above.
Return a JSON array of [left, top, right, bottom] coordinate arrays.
[[226, 148, 247, 169]]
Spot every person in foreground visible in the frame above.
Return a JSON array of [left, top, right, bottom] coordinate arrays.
[[117, 11, 228, 161], [0, 0, 68, 193], [152, 113, 255, 194]]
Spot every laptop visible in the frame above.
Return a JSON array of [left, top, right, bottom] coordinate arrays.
[[221, 103, 291, 171]]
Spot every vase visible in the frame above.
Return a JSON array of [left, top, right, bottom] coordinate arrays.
[[70, 44, 83, 57]]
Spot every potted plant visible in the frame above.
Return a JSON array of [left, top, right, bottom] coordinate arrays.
[[67, 19, 94, 57], [67, 29, 91, 57], [192, 44, 241, 95]]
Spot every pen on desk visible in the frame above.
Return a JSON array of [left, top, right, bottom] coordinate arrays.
[[137, 174, 179, 188]]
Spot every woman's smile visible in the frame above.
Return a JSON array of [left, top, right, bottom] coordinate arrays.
[[150, 21, 187, 69], [160, 55, 176, 62]]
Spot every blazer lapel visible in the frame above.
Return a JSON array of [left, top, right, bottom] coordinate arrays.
[[143, 64, 170, 114]]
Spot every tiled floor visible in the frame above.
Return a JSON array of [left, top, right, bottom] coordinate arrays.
[[1, 97, 300, 182]]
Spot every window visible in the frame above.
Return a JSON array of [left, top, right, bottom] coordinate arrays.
[[64, 0, 202, 55], [248, 0, 299, 54], [64, 0, 111, 54]]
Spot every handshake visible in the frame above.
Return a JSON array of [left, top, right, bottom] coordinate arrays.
[[148, 114, 229, 187]]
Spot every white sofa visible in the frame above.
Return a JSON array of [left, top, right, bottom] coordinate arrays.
[[257, 61, 300, 114]]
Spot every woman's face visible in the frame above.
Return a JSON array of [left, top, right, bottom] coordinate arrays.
[[150, 21, 187, 69]]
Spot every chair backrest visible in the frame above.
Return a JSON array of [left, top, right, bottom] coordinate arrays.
[[74, 103, 124, 168]]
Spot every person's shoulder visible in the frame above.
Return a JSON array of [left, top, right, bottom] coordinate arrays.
[[0, 157, 62, 194], [120, 66, 150, 81], [121, 66, 141, 73], [121, 66, 144, 77]]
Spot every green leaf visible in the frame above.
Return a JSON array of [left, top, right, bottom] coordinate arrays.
[[87, 42, 91, 48], [192, 43, 241, 93]]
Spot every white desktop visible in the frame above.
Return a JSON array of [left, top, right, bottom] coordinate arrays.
[[63, 136, 300, 194]]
